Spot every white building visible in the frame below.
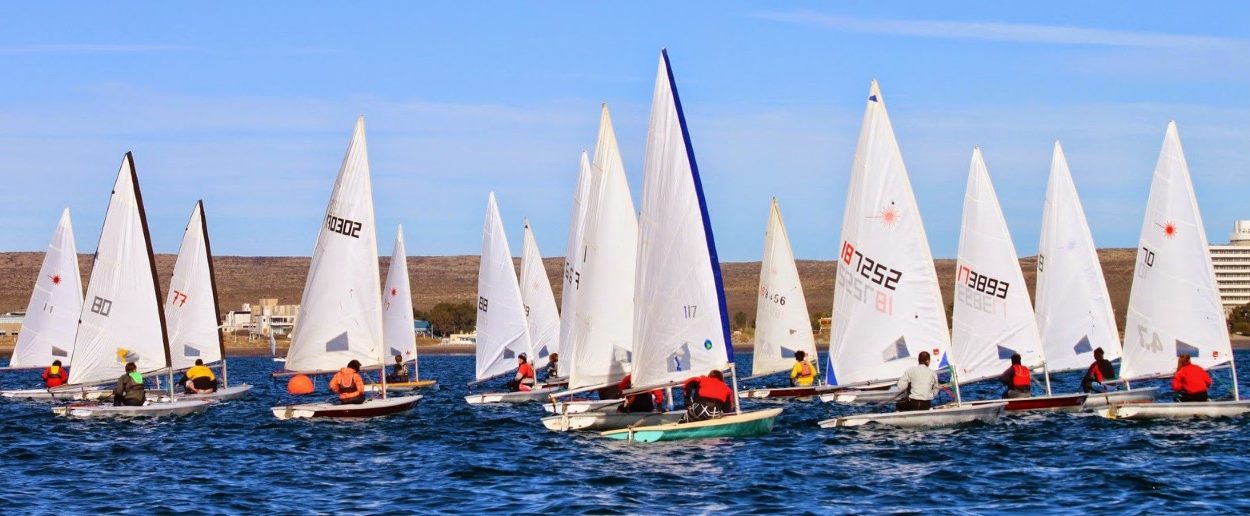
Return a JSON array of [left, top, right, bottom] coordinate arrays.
[[1210, 220, 1250, 314]]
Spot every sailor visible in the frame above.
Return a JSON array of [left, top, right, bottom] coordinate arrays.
[[330, 360, 366, 405], [1172, 355, 1212, 402], [680, 370, 733, 422], [387, 354, 409, 383], [184, 359, 218, 394], [999, 353, 1032, 399], [112, 362, 146, 406], [543, 353, 560, 382], [1080, 347, 1116, 393], [894, 351, 939, 411], [616, 374, 664, 413], [506, 354, 536, 392], [789, 350, 818, 387], [42, 359, 68, 389]]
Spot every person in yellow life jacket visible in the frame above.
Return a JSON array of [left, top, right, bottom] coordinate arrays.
[[999, 352, 1032, 399], [42, 359, 68, 388], [184, 358, 218, 394], [789, 350, 818, 387], [330, 360, 366, 405], [112, 362, 145, 407]]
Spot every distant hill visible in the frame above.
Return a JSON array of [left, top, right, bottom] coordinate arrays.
[[0, 249, 1139, 330]]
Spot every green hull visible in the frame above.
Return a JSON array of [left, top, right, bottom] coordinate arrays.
[[603, 414, 777, 442]]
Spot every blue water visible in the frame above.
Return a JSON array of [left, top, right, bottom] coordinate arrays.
[[2, 352, 1249, 513]]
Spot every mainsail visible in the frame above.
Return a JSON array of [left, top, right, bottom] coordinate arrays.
[[285, 117, 384, 373], [9, 209, 82, 369], [520, 219, 559, 369], [827, 81, 951, 386], [1035, 142, 1121, 373], [1121, 122, 1230, 380], [68, 153, 171, 385], [166, 201, 225, 372], [951, 148, 1045, 384], [632, 50, 732, 388], [474, 193, 533, 381], [752, 198, 817, 377], [557, 152, 593, 364], [382, 225, 418, 371], [567, 104, 638, 390]]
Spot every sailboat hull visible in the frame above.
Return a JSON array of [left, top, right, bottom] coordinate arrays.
[[153, 384, 254, 402], [820, 402, 1006, 428], [542, 398, 623, 414], [740, 385, 836, 400], [52, 399, 210, 418], [821, 387, 901, 405], [271, 395, 422, 420], [965, 393, 1087, 413], [542, 410, 684, 432], [464, 387, 560, 405], [368, 380, 438, 393], [1080, 388, 1159, 410], [1, 387, 111, 401], [600, 408, 783, 442], [1097, 400, 1250, 420]]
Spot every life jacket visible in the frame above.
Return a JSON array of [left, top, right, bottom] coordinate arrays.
[[1172, 364, 1211, 395], [43, 366, 67, 387], [518, 363, 536, 384], [693, 376, 733, 404], [798, 361, 814, 378], [1011, 364, 1031, 388]]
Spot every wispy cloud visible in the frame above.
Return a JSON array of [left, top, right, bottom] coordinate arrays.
[[755, 11, 1247, 50], [0, 44, 188, 55]]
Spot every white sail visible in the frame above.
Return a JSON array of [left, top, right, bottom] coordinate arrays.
[[1035, 142, 1121, 373], [567, 104, 638, 390], [1122, 122, 1230, 379], [828, 81, 952, 386], [752, 198, 817, 377], [382, 225, 418, 369], [474, 193, 533, 381], [951, 148, 1045, 384], [520, 220, 559, 369], [10, 208, 83, 369], [632, 50, 732, 389], [285, 117, 384, 373], [166, 201, 224, 371], [68, 153, 170, 385], [557, 151, 593, 364]]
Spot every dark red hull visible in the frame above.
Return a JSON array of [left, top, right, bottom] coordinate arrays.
[[999, 393, 1087, 412]]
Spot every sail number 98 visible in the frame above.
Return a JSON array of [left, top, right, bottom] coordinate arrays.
[[759, 286, 786, 306]]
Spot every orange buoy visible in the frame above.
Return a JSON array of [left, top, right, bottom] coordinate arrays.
[[287, 374, 315, 395]]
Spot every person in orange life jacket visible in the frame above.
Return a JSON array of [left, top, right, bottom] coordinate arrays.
[[113, 362, 146, 407], [680, 369, 734, 423], [1081, 347, 1117, 393], [789, 350, 818, 387], [616, 374, 665, 413], [42, 359, 68, 388], [330, 360, 366, 405], [506, 354, 536, 392], [1172, 355, 1212, 402], [999, 353, 1032, 399]]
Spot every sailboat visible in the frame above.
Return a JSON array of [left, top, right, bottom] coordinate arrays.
[[1036, 142, 1157, 408], [0, 209, 86, 400], [52, 153, 210, 417], [817, 82, 1003, 428], [950, 148, 1086, 412], [556, 151, 593, 377], [519, 218, 560, 383], [1099, 122, 1250, 419], [371, 225, 437, 393], [543, 105, 682, 431], [271, 118, 422, 419], [464, 193, 560, 404], [163, 201, 252, 401], [739, 198, 825, 399], [599, 50, 781, 442]]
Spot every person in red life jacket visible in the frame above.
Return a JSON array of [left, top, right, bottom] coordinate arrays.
[[999, 353, 1032, 399], [506, 354, 536, 392], [42, 359, 68, 388], [615, 374, 664, 413], [680, 370, 734, 423], [1172, 355, 1212, 402], [1081, 347, 1117, 393], [330, 360, 365, 405]]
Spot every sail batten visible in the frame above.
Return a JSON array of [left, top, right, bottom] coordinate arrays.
[[10, 209, 83, 369]]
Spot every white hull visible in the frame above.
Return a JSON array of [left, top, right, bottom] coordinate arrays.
[[53, 399, 210, 418], [1, 387, 111, 401], [1080, 388, 1160, 410], [1097, 400, 1250, 420], [464, 387, 560, 405], [821, 388, 902, 405], [271, 395, 422, 420], [150, 384, 253, 402], [819, 402, 1006, 428], [739, 385, 836, 399], [541, 410, 684, 432], [542, 398, 624, 414]]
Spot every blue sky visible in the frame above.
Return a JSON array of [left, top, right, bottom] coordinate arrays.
[[1, 2, 1248, 260]]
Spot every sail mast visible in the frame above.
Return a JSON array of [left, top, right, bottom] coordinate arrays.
[[197, 200, 228, 388], [128, 153, 174, 395]]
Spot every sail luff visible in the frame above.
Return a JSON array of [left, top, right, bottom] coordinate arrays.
[[199, 201, 227, 380]]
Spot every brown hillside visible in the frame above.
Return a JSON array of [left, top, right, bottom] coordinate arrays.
[[0, 249, 1139, 330]]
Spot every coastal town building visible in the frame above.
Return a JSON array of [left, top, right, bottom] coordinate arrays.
[[1211, 220, 1250, 314]]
